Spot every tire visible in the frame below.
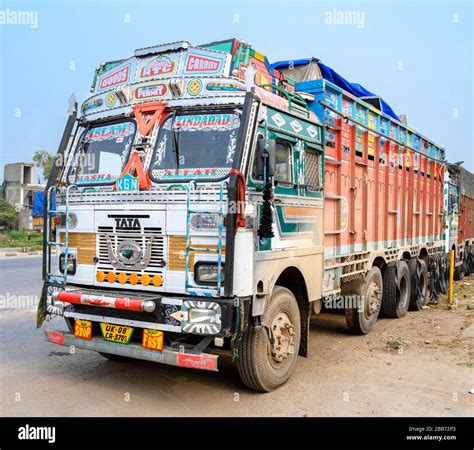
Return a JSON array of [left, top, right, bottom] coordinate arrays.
[[382, 260, 411, 318], [343, 267, 383, 335], [98, 352, 130, 362], [237, 286, 301, 392], [408, 258, 428, 311]]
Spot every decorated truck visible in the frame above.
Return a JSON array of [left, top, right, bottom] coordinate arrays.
[[445, 165, 474, 280], [38, 39, 472, 391]]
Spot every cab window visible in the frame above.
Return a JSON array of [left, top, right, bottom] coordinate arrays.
[[274, 141, 293, 184]]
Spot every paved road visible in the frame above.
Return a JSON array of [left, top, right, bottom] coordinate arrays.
[[0, 255, 44, 300], [0, 256, 472, 417]]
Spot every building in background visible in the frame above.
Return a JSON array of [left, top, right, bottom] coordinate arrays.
[[2, 163, 45, 230]]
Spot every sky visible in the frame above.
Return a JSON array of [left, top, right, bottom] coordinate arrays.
[[0, 0, 472, 183]]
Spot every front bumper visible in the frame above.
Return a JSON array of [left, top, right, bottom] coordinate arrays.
[[46, 286, 239, 337], [44, 329, 219, 371]]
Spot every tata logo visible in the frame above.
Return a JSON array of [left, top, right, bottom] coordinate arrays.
[[116, 173, 139, 192], [115, 217, 141, 229]]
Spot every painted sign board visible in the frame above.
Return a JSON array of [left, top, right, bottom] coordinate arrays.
[[116, 173, 139, 192]]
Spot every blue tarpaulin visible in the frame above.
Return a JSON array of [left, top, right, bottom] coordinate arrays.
[[272, 58, 400, 121], [32, 192, 54, 218]]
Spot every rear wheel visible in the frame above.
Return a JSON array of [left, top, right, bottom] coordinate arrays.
[[237, 286, 301, 392], [408, 258, 428, 311], [382, 260, 411, 318], [344, 267, 383, 335]]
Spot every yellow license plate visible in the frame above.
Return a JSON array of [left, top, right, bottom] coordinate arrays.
[[142, 329, 164, 351], [74, 320, 92, 340], [100, 323, 134, 344]]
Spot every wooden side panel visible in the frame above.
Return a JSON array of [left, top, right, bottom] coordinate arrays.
[[167, 236, 225, 271], [59, 232, 96, 265]]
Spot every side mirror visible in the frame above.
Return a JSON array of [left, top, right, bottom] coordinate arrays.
[[256, 137, 276, 179]]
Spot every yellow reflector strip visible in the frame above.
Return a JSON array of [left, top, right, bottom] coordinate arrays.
[[152, 275, 163, 287], [118, 273, 127, 284], [107, 272, 116, 283], [141, 274, 151, 286]]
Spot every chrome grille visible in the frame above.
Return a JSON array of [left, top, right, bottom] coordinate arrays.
[[97, 226, 165, 274]]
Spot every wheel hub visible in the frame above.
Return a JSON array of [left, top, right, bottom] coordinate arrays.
[[365, 281, 381, 317], [269, 311, 295, 363]]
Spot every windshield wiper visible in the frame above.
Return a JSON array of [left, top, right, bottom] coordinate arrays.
[[170, 112, 180, 171]]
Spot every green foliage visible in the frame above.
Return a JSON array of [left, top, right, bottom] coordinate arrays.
[[0, 198, 19, 229], [0, 229, 43, 249], [33, 149, 55, 180], [8, 230, 24, 240]]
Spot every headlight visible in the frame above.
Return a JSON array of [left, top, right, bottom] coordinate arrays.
[[190, 213, 220, 231], [58, 213, 78, 229], [59, 253, 76, 275], [181, 300, 222, 335], [194, 263, 224, 285]]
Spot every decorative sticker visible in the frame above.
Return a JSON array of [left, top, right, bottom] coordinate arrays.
[[154, 168, 230, 179], [181, 49, 226, 76], [368, 133, 376, 156], [368, 112, 376, 130], [255, 87, 288, 111], [105, 92, 117, 108], [186, 79, 203, 96], [205, 81, 244, 92], [137, 54, 178, 80], [82, 97, 103, 112], [226, 130, 237, 164], [84, 122, 135, 143], [132, 82, 169, 101], [174, 113, 240, 131], [116, 173, 139, 192], [307, 125, 319, 140], [271, 112, 286, 127], [290, 120, 303, 133], [97, 62, 133, 92], [75, 173, 115, 184], [342, 98, 351, 116]]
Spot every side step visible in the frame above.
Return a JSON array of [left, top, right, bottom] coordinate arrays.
[[44, 329, 219, 371]]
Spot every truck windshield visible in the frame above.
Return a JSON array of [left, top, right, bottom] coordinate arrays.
[[150, 111, 240, 180], [68, 121, 136, 185]]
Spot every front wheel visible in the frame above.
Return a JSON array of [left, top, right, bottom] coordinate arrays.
[[237, 286, 301, 392]]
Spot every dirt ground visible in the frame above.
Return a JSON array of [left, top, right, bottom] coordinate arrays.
[[0, 272, 473, 417]]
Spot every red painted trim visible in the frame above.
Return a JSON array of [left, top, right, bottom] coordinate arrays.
[[45, 330, 65, 345], [57, 291, 145, 312], [114, 298, 144, 312], [177, 353, 217, 371], [56, 291, 82, 304], [230, 168, 246, 227]]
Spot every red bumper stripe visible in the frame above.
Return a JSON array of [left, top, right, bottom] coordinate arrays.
[[56, 291, 145, 312]]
